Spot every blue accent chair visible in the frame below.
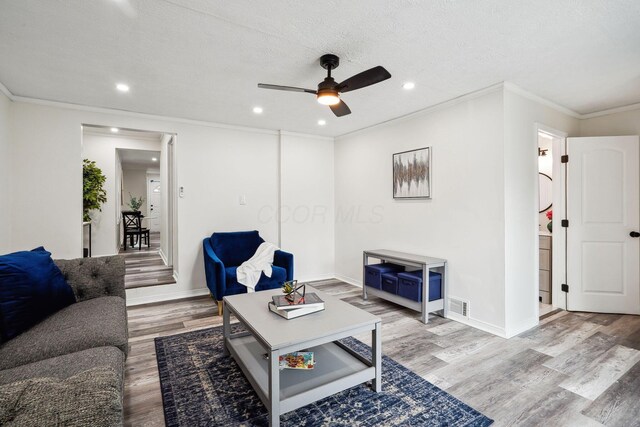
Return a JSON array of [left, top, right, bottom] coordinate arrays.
[[203, 230, 294, 314]]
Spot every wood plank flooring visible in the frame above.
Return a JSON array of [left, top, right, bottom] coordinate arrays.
[[124, 280, 640, 426], [120, 232, 175, 289]]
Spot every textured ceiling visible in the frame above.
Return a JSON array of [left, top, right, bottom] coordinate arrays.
[[1, 0, 639, 136]]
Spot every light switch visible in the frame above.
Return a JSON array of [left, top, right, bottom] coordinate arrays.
[[239, 195, 246, 205]]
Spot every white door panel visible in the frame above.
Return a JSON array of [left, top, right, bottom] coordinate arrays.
[[567, 136, 639, 314], [147, 174, 161, 232]]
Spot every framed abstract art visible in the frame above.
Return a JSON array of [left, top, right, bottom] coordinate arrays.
[[393, 147, 431, 199]]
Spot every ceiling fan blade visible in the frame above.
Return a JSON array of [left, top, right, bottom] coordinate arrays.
[[336, 66, 391, 93], [330, 100, 351, 117], [258, 83, 316, 94]]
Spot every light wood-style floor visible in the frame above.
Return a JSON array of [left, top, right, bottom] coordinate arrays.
[[120, 232, 175, 289], [124, 280, 640, 427]]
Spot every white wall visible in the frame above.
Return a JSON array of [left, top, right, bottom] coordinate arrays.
[[280, 132, 335, 280], [8, 101, 333, 305], [580, 108, 640, 137], [114, 149, 123, 250], [335, 88, 508, 334], [502, 88, 579, 336], [0, 91, 11, 254], [122, 168, 150, 217], [82, 133, 161, 256]]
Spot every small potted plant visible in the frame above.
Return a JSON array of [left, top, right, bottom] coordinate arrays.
[[128, 193, 145, 212], [546, 209, 553, 233]]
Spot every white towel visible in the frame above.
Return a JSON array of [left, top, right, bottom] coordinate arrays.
[[236, 242, 279, 291]]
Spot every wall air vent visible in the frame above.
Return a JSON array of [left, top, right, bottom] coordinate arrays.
[[449, 298, 469, 317]]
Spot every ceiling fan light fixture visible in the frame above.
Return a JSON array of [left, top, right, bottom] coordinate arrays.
[[317, 93, 340, 106]]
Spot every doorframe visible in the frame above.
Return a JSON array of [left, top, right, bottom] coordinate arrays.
[[79, 125, 178, 282], [534, 123, 568, 311]]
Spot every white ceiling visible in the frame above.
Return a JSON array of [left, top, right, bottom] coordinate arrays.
[[1, 0, 639, 137], [118, 148, 161, 169]]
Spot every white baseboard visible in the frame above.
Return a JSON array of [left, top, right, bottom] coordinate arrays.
[[126, 287, 210, 306], [91, 252, 119, 258], [298, 274, 336, 283], [504, 316, 539, 338], [446, 312, 507, 338], [158, 249, 168, 266], [334, 274, 361, 288]]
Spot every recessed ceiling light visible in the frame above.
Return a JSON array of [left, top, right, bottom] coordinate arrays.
[[151, 157, 158, 162], [116, 83, 130, 92], [253, 106, 263, 114], [317, 119, 326, 126], [110, 127, 119, 133], [402, 82, 415, 90]]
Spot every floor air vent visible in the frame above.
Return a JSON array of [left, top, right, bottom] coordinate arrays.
[[449, 298, 468, 317]]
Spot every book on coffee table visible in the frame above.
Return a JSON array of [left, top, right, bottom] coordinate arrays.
[[271, 292, 325, 310], [279, 351, 315, 370], [268, 302, 324, 319]]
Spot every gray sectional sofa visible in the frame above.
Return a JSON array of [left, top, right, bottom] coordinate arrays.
[[0, 256, 128, 426]]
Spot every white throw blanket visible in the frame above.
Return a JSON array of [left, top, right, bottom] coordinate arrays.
[[236, 242, 279, 291]]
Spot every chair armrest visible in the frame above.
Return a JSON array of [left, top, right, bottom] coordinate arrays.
[[203, 238, 226, 301], [273, 250, 294, 281], [54, 256, 125, 302]]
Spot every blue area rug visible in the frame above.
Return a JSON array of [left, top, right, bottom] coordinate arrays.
[[155, 326, 493, 426]]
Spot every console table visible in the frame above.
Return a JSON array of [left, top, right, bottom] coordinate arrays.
[[362, 249, 448, 324]]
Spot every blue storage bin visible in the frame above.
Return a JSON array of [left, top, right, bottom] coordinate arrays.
[[381, 272, 399, 294], [364, 263, 403, 289], [397, 270, 442, 302]]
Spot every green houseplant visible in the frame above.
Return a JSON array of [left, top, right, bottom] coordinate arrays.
[[128, 193, 145, 211], [83, 159, 107, 222]]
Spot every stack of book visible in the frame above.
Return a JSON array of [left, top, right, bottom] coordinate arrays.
[[268, 292, 325, 319]]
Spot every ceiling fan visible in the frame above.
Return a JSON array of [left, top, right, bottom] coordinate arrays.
[[258, 54, 391, 117]]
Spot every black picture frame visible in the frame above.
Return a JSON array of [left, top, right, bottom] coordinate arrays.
[[393, 147, 431, 199]]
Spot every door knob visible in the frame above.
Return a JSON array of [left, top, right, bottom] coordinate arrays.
[[630, 231, 640, 238]]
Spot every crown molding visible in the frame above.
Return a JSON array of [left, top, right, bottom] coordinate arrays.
[[580, 102, 640, 119], [9, 92, 281, 136], [503, 82, 582, 119], [3, 79, 640, 138], [279, 130, 334, 141], [0, 81, 13, 100], [336, 82, 505, 139]]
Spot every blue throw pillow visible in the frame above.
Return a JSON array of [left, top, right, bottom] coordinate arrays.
[[0, 247, 76, 342]]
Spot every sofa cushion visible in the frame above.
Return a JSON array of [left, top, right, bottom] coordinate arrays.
[[0, 346, 124, 388], [0, 247, 76, 343], [210, 230, 264, 267], [0, 366, 122, 427], [0, 296, 128, 370], [224, 265, 287, 296], [54, 256, 126, 302]]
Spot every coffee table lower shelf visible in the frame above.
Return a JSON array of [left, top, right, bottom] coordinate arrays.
[[226, 334, 376, 415]]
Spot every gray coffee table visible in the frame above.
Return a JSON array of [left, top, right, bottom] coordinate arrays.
[[223, 286, 382, 427]]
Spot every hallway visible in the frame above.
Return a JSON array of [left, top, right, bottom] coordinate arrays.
[[120, 232, 175, 289]]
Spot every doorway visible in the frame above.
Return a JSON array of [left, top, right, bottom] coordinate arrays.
[[81, 125, 178, 290], [535, 125, 640, 315], [535, 125, 566, 318]]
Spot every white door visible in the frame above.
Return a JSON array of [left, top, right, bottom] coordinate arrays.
[[566, 136, 640, 314], [147, 174, 161, 232]]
